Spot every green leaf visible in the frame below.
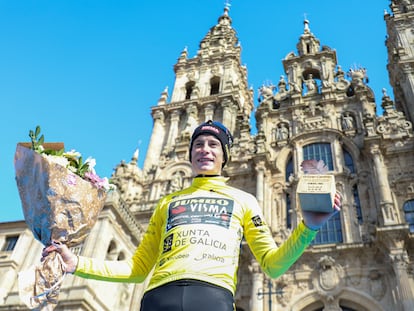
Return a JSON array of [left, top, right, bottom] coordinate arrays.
[[35, 125, 41, 137], [38, 135, 45, 145]]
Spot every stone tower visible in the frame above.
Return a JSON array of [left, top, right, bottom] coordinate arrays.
[[142, 5, 253, 173], [249, 12, 414, 309], [385, 0, 414, 124], [1, 2, 414, 311], [116, 6, 255, 225]]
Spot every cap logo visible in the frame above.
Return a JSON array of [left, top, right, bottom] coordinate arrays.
[[200, 125, 220, 134]]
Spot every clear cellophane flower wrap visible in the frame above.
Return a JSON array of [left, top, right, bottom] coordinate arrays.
[[14, 143, 107, 310]]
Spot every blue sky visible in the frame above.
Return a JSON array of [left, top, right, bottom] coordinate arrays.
[[1, 0, 392, 222]]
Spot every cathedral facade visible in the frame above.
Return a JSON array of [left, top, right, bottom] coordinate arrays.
[[1, 1, 414, 310]]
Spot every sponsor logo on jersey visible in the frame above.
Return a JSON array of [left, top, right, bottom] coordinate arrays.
[[251, 215, 265, 227], [166, 197, 234, 231], [161, 228, 230, 258], [195, 252, 225, 263], [163, 233, 174, 252]]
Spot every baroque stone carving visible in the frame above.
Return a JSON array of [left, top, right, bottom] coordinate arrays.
[[315, 256, 344, 293], [369, 270, 386, 301]]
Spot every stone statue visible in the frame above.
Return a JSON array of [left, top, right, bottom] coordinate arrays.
[[341, 113, 355, 130], [278, 75, 288, 94], [258, 84, 276, 106], [304, 74, 318, 94], [276, 123, 289, 141], [169, 172, 183, 192]]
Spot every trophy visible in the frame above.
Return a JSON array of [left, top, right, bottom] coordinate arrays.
[[297, 159, 336, 213]]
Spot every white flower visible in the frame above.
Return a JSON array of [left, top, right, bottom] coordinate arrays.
[[63, 149, 81, 158], [43, 154, 69, 168], [85, 157, 96, 172], [29, 126, 114, 192]]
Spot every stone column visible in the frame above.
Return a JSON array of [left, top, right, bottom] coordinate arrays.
[[166, 110, 181, 149], [221, 98, 233, 126], [392, 252, 414, 310], [293, 141, 302, 174], [249, 261, 264, 311], [72, 217, 111, 288], [271, 184, 283, 232], [292, 142, 302, 227], [0, 230, 33, 304], [255, 163, 265, 214], [377, 226, 414, 309], [401, 64, 414, 125], [332, 139, 343, 172], [82, 217, 110, 258], [143, 110, 165, 172], [370, 144, 396, 225], [204, 103, 215, 121], [0, 269, 15, 304]]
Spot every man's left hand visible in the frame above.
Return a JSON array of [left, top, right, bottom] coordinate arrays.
[[302, 191, 342, 231]]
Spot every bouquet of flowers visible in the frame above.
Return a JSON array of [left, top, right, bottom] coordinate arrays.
[[15, 126, 113, 310]]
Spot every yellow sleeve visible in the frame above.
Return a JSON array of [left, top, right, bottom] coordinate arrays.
[[75, 198, 166, 283], [243, 196, 317, 279], [261, 222, 317, 278]]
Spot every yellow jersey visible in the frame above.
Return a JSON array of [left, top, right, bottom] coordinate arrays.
[[75, 176, 317, 295]]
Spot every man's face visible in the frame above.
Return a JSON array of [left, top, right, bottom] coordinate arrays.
[[191, 134, 224, 175]]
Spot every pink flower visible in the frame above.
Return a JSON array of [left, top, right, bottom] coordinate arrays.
[[66, 174, 77, 186], [84, 171, 110, 190], [300, 159, 329, 174]]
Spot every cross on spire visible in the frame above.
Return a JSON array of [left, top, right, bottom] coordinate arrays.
[[224, 0, 231, 11], [303, 13, 310, 32]]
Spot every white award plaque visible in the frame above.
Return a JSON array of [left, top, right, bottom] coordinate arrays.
[[298, 160, 336, 213]]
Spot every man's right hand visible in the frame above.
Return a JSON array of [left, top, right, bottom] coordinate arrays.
[[42, 242, 78, 273]]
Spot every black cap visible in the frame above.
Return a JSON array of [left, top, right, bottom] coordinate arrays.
[[189, 120, 233, 167]]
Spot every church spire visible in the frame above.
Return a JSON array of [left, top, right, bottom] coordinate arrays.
[[304, 18, 310, 33], [217, 0, 232, 26], [224, 0, 231, 17], [147, 3, 253, 171], [297, 18, 320, 55]]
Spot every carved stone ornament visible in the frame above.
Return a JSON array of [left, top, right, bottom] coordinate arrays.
[[315, 256, 344, 293], [369, 269, 386, 301]]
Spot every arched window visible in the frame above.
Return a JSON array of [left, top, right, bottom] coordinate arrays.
[[403, 200, 414, 233], [312, 211, 343, 244], [185, 81, 195, 100], [2, 235, 19, 251], [106, 240, 117, 260], [315, 307, 357, 311], [286, 193, 292, 229], [353, 185, 363, 224], [303, 143, 333, 170], [210, 77, 220, 95], [117, 251, 126, 261], [346, 85, 355, 97], [304, 143, 342, 244], [285, 156, 293, 229], [285, 156, 293, 182], [343, 148, 355, 173]]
